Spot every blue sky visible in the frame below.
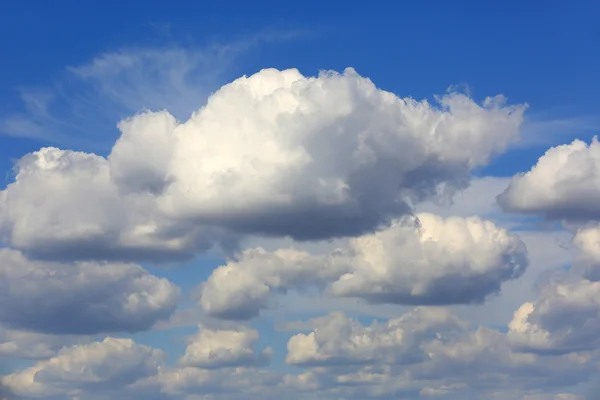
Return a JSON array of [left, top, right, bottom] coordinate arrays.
[[2, 2, 600, 400]]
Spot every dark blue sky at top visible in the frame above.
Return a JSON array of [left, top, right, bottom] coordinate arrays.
[[0, 0, 599, 175]]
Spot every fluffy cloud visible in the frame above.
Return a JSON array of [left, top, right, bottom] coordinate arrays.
[[180, 325, 272, 368], [497, 137, 600, 221], [1, 337, 165, 399], [282, 308, 594, 400], [507, 276, 600, 355], [0, 248, 180, 334], [199, 213, 527, 319], [0, 147, 232, 263], [0, 68, 525, 263]]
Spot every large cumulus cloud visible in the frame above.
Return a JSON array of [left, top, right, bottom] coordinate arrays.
[[0, 248, 180, 334], [199, 213, 527, 319], [0, 67, 525, 263]]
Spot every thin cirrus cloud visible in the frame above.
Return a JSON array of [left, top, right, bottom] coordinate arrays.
[[0, 30, 309, 148]]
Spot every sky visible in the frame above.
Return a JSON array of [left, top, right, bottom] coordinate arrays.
[[1, 1, 600, 400]]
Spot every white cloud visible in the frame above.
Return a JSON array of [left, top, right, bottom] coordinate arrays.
[[508, 278, 600, 355], [0, 147, 235, 262], [180, 325, 272, 368], [0, 328, 89, 359], [286, 308, 466, 366], [199, 213, 527, 319], [329, 213, 527, 304], [0, 248, 180, 334], [498, 137, 600, 221], [0, 68, 525, 263]]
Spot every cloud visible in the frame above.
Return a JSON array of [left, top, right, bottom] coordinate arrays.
[[0, 248, 180, 334], [0, 146, 236, 263], [199, 213, 527, 319], [285, 308, 466, 366], [0, 328, 89, 359], [498, 137, 600, 222], [0, 68, 525, 263], [0, 30, 305, 147], [180, 325, 272, 368], [508, 277, 600, 355], [1, 337, 165, 399], [508, 226, 600, 355], [2, 318, 592, 400]]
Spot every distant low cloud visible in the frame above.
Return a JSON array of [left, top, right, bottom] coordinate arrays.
[[0, 248, 180, 334]]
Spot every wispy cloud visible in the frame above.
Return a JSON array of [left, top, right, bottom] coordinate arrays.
[[517, 113, 600, 149], [0, 29, 308, 151]]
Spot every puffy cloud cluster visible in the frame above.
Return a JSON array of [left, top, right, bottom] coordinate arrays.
[[496, 141, 600, 361], [1, 337, 165, 399], [0, 248, 180, 334], [199, 213, 527, 319], [0, 68, 525, 263], [4, 312, 592, 400], [1, 333, 279, 400]]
